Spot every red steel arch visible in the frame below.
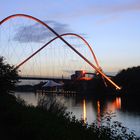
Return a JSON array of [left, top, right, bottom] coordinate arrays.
[[0, 14, 99, 69], [15, 33, 100, 70], [0, 14, 121, 90]]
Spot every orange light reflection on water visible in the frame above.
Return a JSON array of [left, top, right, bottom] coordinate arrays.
[[83, 99, 87, 123], [105, 97, 122, 112], [77, 97, 121, 126], [115, 97, 121, 109], [97, 100, 101, 127], [97, 97, 121, 127]]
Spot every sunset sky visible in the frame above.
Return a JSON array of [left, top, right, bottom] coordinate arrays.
[[0, 0, 140, 74]]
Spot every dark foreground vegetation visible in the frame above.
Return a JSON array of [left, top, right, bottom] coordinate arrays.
[[0, 56, 140, 139]]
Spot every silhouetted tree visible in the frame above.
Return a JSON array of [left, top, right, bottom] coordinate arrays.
[[114, 66, 140, 94], [0, 56, 19, 94]]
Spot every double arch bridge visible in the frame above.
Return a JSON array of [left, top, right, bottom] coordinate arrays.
[[0, 14, 121, 90]]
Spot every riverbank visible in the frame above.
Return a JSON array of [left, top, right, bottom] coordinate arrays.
[[0, 93, 139, 140], [16, 66, 140, 97]]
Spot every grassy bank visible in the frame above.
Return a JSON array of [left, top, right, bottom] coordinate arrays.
[[0, 93, 139, 140]]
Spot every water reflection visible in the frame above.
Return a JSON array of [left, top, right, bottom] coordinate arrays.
[[105, 97, 121, 112], [115, 97, 121, 109], [14, 92, 140, 136], [97, 100, 101, 127], [83, 99, 87, 123], [15, 92, 38, 106], [89, 97, 122, 127]]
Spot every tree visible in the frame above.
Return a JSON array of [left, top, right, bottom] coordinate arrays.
[[114, 66, 140, 94], [0, 56, 19, 94]]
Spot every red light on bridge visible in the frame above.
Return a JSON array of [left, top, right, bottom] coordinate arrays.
[[79, 77, 92, 81], [82, 70, 86, 74]]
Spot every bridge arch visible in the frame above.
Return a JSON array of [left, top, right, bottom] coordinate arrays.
[[0, 14, 121, 90], [0, 14, 99, 69], [15, 33, 100, 70]]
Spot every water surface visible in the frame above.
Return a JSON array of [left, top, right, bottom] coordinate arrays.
[[14, 92, 140, 136]]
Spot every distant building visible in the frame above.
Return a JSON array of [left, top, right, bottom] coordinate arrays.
[[71, 70, 93, 81]]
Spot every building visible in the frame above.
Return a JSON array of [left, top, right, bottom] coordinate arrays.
[[71, 70, 93, 81]]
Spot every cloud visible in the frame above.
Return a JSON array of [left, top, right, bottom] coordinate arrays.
[[13, 20, 72, 43], [54, 1, 140, 20], [91, 1, 140, 24], [94, 1, 140, 15]]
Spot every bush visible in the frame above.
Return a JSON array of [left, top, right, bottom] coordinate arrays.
[[90, 112, 140, 140], [38, 95, 67, 117]]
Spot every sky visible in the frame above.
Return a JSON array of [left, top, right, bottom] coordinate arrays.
[[0, 0, 140, 75]]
